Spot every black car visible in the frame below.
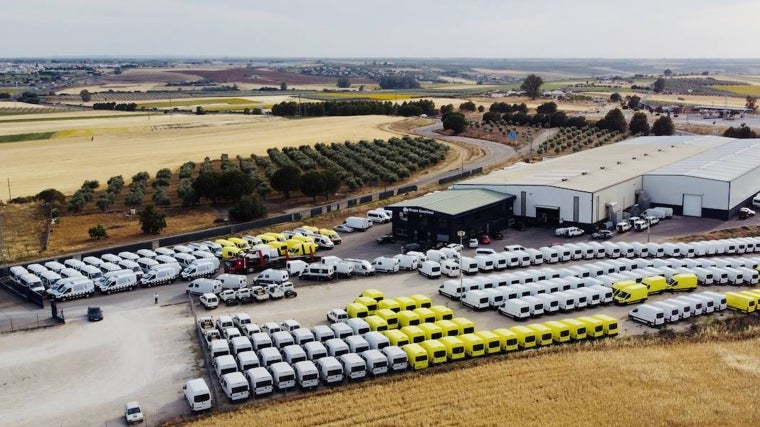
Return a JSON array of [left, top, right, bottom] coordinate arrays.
[[511, 221, 527, 231], [400, 242, 424, 254], [87, 306, 103, 322], [490, 231, 504, 240], [591, 230, 613, 240], [377, 234, 396, 244]]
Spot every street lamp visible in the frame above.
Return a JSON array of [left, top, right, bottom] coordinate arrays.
[[457, 230, 466, 307], [646, 217, 652, 243]]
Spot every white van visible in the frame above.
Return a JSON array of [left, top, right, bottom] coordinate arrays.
[[628, 304, 665, 326], [39, 270, 62, 290], [393, 254, 419, 271], [458, 256, 479, 275], [538, 246, 559, 264], [79, 265, 103, 282], [140, 265, 178, 287], [499, 298, 531, 319], [365, 331, 390, 350], [311, 325, 336, 343], [230, 336, 253, 356], [183, 378, 212, 412], [361, 349, 389, 376], [52, 277, 95, 301], [316, 356, 344, 385], [136, 257, 159, 274], [245, 367, 273, 397], [200, 293, 219, 309], [372, 256, 400, 274], [343, 216, 373, 231], [700, 291, 727, 311], [255, 268, 289, 285], [419, 260, 442, 279], [325, 338, 350, 357], [534, 293, 560, 313], [345, 335, 370, 354], [346, 318, 371, 336], [269, 362, 296, 391], [473, 255, 494, 272], [216, 273, 247, 290], [293, 360, 320, 390], [461, 289, 491, 310], [271, 330, 295, 350], [299, 264, 335, 281], [344, 258, 375, 276], [283, 344, 308, 365], [330, 322, 353, 340], [251, 332, 273, 352], [382, 346, 408, 371], [174, 252, 197, 269], [303, 341, 328, 361], [186, 278, 222, 295], [214, 354, 238, 379], [180, 259, 217, 281], [651, 301, 681, 322], [220, 371, 249, 402], [44, 261, 66, 273], [98, 270, 137, 294], [118, 259, 143, 279], [339, 353, 367, 381], [291, 328, 315, 345], [367, 209, 391, 224], [438, 279, 464, 300], [19, 274, 45, 293], [258, 347, 283, 368]]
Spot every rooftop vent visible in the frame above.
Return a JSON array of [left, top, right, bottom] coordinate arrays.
[[632, 156, 637, 160], [644, 153, 649, 156], [600, 166, 606, 170], [581, 172, 588, 175], [658, 149, 663, 152], [561, 178, 568, 181], [617, 161, 622, 165]]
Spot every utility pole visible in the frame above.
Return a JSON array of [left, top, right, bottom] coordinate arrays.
[[457, 230, 465, 308]]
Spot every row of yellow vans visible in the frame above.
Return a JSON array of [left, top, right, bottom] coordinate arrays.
[[612, 274, 698, 304], [215, 233, 319, 259], [726, 289, 760, 313], [401, 315, 619, 370]]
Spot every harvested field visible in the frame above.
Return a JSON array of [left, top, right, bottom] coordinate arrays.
[[174, 328, 760, 427], [182, 68, 375, 86], [0, 114, 404, 197]]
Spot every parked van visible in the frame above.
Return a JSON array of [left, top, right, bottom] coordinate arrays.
[[418, 260, 442, 279], [245, 367, 273, 397], [371, 256, 400, 274], [612, 282, 648, 305], [525, 324, 553, 347], [429, 305, 454, 321], [339, 353, 367, 381], [461, 290, 491, 311], [367, 209, 391, 224], [315, 356, 344, 385], [290, 360, 319, 390], [499, 298, 531, 320], [180, 260, 217, 281], [491, 328, 519, 352], [400, 325, 426, 344], [725, 292, 756, 313], [268, 362, 296, 391], [343, 216, 372, 231], [219, 371, 249, 403], [183, 378, 212, 412], [701, 291, 727, 311], [509, 326, 537, 349], [628, 304, 666, 326], [542, 320, 571, 343], [98, 270, 137, 294], [51, 277, 95, 301], [303, 341, 328, 362]]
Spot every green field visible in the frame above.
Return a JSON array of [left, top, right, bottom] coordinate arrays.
[[713, 84, 760, 96], [0, 131, 55, 143]]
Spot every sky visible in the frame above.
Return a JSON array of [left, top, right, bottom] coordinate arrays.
[[1, 0, 758, 58]]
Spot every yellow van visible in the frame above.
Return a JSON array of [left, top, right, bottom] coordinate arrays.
[[354, 296, 378, 313], [726, 292, 756, 313], [420, 339, 448, 365], [397, 310, 422, 328], [409, 294, 432, 309], [287, 240, 317, 256], [542, 321, 571, 344], [346, 302, 369, 319], [291, 235, 314, 244], [559, 319, 587, 340], [525, 324, 553, 347], [378, 298, 401, 313], [667, 273, 698, 292], [215, 238, 236, 248], [492, 328, 519, 352], [641, 275, 668, 294], [413, 307, 436, 324], [400, 325, 426, 344], [365, 315, 389, 332], [376, 308, 400, 329], [435, 320, 459, 337], [256, 234, 276, 244], [394, 296, 417, 311], [403, 343, 429, 370], [739, 290, 760, 307], [266, 241, 288, 256], [319, 228, 342, 244], [227, 237, 251, 250], [430, 305, 454, 321], [508, 326, 537, 350], [300, 225, 320, 234], [576, 316, 605, 339], [264, 232, 286, 242], [383, 329, 410, 347], [458, 333, 486, 357], [361, 289, 385, 303], [438, 336, 466, 361], [221, 246, 242, 259], [591, 314, 619, 337], [450, 317, 476, 335], [419, 323, 444, 340], [474, 331, 501, 354]]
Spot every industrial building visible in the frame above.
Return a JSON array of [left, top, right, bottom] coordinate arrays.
[[385, 189, 515, 243], [443, 135, 760, 229]]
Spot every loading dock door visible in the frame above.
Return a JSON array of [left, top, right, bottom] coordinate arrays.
[[536, 206, 560, 224], [683, 194, 703, 217]]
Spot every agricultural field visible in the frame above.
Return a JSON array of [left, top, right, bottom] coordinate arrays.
[[175, 322, 760, 427], [537, 127, 628, 156], [713, 84, 760, 97]]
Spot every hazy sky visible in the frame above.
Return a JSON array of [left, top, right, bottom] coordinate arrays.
[[1, 0, 758, 58]]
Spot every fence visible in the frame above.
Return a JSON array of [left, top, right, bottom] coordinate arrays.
[[0, 311, 60, 333], [0, 278, 44, 308]]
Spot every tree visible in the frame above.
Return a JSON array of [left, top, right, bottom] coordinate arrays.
[[723, 124, 758, 139], [336, 77, 351, 88], [629, 112, 650, 135], [299, 170, 326, 203], [195, 106, 206, 115], [536, 102, 557, 114], [88, 224, 108, 240], [609, 92, 622, 102], [80, 89, 91, 102], [746, 96, 757, 112], [322, 169, 341, 199], [442, 112, 467, 134], [269, 165, 302, 198], [138, 204, 167, 235], [627, 95, 642, 110], [477, 105, 485, 113], [520, 74, 544, 100], [663, 69, 673, 76], [459, 101, 477, 112], [595, 108, 627, 133], [440, 104, 454, 115], [228, 194, 266, 222], [280, 82, 288, 91], [653, 77, 666, 93], [651, 116, 675, 136], [36, 188, 66, 205]]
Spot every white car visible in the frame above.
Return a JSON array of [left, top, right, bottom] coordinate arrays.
[[333, 224, 354, 233], [125, 401, 144, 424], [446, 243, 464, 252], [327, 308, 348, 323], [199, 292, 219, 309], [467, 238, 479, 249], [555, 226, 584, 237]]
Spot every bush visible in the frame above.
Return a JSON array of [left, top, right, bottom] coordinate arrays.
[[88, 224, 108, 240]]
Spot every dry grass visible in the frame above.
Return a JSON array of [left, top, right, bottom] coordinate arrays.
[[173, 319, 760, 427], [673, 225, 760, 243], [0, 203, 47, 263]]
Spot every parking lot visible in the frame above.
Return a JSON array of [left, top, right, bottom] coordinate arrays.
[[0, 216, 758, 426]]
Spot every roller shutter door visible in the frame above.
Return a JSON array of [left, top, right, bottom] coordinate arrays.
[[682, 194, 702, 217]]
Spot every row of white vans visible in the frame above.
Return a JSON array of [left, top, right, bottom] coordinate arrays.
[[197, 314, 407, 406], [628, 292, 729, 327]]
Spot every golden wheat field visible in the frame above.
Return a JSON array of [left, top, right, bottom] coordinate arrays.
[[174, 335, 760, 427], [0, 113, 404, 197]]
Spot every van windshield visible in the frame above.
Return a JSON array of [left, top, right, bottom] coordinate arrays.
[[193, 393, 210, 403]]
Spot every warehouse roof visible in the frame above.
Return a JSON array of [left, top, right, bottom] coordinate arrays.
[[455, 135, 731, 193], [646, 138, 760, 181], [387, 189, 514, 216]]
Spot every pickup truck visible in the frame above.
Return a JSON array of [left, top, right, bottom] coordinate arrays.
[[218, 289, 240, 306], [267, 282, 297, 300], [202, 328, 221, 349]]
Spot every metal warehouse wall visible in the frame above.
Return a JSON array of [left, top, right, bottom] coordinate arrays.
[[729, 167, 760, 208], [643, 175, 729, 210], [591, 177, 643, 223]]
